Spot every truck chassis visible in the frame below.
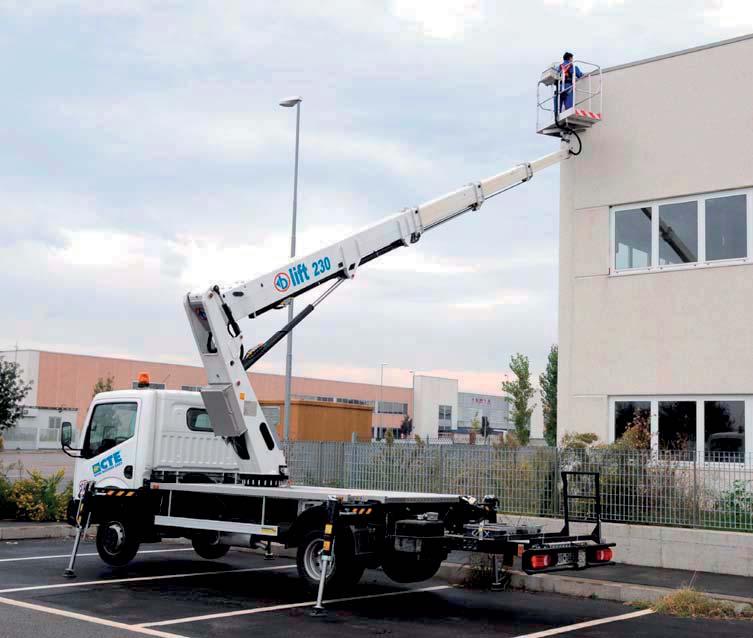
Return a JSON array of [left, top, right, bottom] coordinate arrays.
[[66, 471, 615, 591]]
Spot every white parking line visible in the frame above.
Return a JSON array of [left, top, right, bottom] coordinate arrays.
[[139, 584, 452, 627], [510, 608, 655, 638], [0, 548, 194, 563], [0, 595, 190, 638], [0, 563, 295, 594]]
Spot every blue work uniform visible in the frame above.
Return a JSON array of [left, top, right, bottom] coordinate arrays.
[[558, 60, 583, 112]]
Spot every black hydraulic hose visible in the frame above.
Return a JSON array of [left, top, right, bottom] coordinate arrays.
[[243, 303, 316, 370]]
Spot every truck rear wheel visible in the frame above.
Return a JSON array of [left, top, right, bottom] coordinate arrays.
[[296, 528, 364, 592], [96, 519, 141, 567], [381, 552, 443, 583], [192, 531, 230, 559]]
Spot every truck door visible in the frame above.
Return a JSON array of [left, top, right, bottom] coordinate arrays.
[[79, 401, 141, 490]]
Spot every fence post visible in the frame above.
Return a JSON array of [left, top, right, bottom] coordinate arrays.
[[553, 448, 561, 518], [318, 441, 323, 484], [438, 444, 445, 492], [692, 452, 700, 528], [339, 442, 345, 488]]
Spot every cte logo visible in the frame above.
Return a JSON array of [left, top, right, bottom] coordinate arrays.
[[274, 263, 310, 293], [92, 450, 123, 477]]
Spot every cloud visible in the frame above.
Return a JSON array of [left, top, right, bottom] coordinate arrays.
[[451, 291, 532, 310], [390, 0, 483, 39], [703, 0, 753, 28], [2, 0, 749, 397], [543, 0, 625, 14]]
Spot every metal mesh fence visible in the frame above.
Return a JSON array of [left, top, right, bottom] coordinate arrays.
[[282, 441, 753, 532]]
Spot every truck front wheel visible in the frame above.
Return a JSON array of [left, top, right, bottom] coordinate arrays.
[[296, 528, 364, 592], [96, 520, 141, 567]]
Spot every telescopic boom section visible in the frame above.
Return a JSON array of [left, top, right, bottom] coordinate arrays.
[[184, 142, 572, 482]]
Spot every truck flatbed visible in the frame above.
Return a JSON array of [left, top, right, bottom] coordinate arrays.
[[149, 481, 462, 505]]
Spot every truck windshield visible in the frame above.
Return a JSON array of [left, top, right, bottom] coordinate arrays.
[[84, 402, 138, 459]]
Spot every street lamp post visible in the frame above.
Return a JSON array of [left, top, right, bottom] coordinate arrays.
[[279, 96, 302, 441], [379, 363, 387, 435]]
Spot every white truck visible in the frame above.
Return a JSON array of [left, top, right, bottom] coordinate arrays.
[[61, 81, 613, 594]]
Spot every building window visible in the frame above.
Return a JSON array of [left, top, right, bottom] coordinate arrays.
[[614, 400, 650, 439], [658, 201, 698, 265], [705, 400, 745, 461], [658, 401, 696, 452], [706, 194, 747, 261], [132, 381, 165, 390], [376, 401, 408, 415], [611, 396, 749, 462], [612, 189, 751, 274], [614, 207, 652, 269], [438, 405, 452, 420], [48, 416, 62, 429]]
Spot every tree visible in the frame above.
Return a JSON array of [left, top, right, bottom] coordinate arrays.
[[480, 416, 492, 442], [92, 375, 114, 397], [539, 345, 558, 447], [0, 361, 33, 434], [398, 415, 413, 439], [469, 415, 480, 445], [501, 353, 535, 446]]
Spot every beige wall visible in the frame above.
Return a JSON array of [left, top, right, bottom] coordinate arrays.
[[21, 351, 411, 431], [558, 36, 753, 441]]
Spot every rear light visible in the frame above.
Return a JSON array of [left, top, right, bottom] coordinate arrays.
[[530, 554, 553, 570], [592, 548, 613, 562]]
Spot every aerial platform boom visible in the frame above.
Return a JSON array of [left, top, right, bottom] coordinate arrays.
[[184, 140, 576, 482]]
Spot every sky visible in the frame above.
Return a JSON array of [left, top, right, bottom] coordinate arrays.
[[0, 1, 751, 393]]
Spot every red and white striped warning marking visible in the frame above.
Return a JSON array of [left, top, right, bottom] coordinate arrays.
[[574, 109, 602, 120]]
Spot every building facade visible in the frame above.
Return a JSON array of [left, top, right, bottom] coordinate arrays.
[[558, 35, 753, 460], [0, 350, 412, 446], [456, 392, 510, 434], [1, 350, 513, 446]]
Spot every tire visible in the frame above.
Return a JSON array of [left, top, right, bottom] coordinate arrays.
[[381, 552, 443, 583], [296, 528, 364, 592], [192, 531, 230, 559], [96, 519, 141, 567]]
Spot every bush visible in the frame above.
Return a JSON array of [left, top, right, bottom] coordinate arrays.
[[635, 588, 753, 619], [0, 461, 19, 519], [561, 432, 600, 449], [10, 470, 71, 522]]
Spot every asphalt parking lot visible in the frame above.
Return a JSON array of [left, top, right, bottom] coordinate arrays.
[[0, 538, 750, 638]]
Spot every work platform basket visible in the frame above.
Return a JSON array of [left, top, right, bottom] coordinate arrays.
[[537, 59, 602, 137]]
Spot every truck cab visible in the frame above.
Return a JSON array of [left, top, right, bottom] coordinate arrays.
[[70, 389, 258, 494]]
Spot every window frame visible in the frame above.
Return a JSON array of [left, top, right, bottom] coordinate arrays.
[[83, 400, 139, 459], [610, 188, 753, 276], [608, 395, 751, 464], [186, 407, 213, 432]]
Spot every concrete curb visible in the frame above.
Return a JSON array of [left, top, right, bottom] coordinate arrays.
[[0, 524, 75, 541], [437, 562, 753, 609]]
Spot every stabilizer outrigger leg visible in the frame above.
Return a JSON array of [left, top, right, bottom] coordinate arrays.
[[310, 495, 340, 618], [64, 481, 95, 578]]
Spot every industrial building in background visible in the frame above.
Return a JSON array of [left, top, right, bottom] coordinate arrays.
[[558, 33, 753, 460], [0, 350, 514, 448]]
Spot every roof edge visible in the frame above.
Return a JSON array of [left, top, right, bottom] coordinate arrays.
[[603, 32, 753, 74]]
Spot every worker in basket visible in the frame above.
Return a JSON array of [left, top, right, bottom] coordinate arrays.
[[558, 52, 583, 113]]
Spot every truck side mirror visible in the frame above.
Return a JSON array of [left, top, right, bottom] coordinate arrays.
[[61, 422, 73, 447], [60, 422, 82, 457]]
